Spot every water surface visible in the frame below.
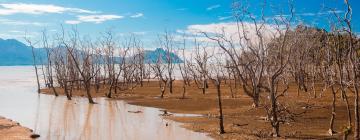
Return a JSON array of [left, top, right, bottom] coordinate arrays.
[[0, 66, 210, 140]]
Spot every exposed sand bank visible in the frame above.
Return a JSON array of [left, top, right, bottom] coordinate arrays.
[[0, 116, 39, 140], [41, 80, 352, 139]]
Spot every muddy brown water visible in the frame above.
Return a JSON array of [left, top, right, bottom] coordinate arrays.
[[0, 66, 211, 140]]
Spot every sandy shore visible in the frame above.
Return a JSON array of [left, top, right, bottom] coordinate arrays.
[[41, 80, 351, 139], [0, 116, 39, 140]]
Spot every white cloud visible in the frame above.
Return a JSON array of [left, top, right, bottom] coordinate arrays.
[[0, 3, 97, 15], [175, 22, 283, 63], [297, 13, 316, 16], [206, 4, 220, 11], [130, 13, 144, 18], [325, 10, 343, 14], [176, 22, 281, 50], [9, 30, 22, 33], [65, 14, 123, 24], [278, 10, 344, 18], [0, 33, 22, 39], [65, 20, 81, 25], [277, 12, 320, 17], [132, 31, 146, 35], [0, 18, 46, 26], [0, 31, 39, 40], [218, 16, 232, 21]]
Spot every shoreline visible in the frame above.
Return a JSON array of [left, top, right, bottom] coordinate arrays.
[[41, 81, 349, 139], [0, 116, 39, 140]]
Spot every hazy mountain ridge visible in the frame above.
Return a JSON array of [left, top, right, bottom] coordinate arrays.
[[0, 38, 182, 66], [0, 38, 46, 66]]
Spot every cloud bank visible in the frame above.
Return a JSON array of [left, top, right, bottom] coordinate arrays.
[[66, 15, 124, 24], [130, 13, 144, 18], [0, 3, 97, 15], [206, 4, 220, 11]]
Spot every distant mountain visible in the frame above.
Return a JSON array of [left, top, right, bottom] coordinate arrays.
[[0, 38, 46, 66], [143, 48, 183, 63], [0, 38, 183, 66]]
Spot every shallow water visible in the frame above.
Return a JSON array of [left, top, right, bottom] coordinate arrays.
[[0, 66, 211, 140]]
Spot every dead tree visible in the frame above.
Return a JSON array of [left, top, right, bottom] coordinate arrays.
[[225, 59, 238, 98], [132, 36, 145, 87], [192, 38, 211, 95], [342, 1, 359, 138], [288, 26, 309, 96], [331, 29, 352, 131], [323, 33, 338, 135], [60, 27, 97, 104], [178, 35, 191, 99], [101, 30, 117, 98], [203, 1, 270, 107], [329, 2, 358, 137], [264, 16, 293, 137], [24, 34, 41, 93], [205, 52, 225, 134], [92, 47, 103, 93], [158, 31, 176, 94], [119, 36, 141, 93], [53, 47, 72, 100], [151, 51, 169, 98], [42, 30, 59, 96], [116, 46, 130, 94]]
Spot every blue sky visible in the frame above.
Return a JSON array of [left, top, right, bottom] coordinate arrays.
[[0, 0, 358, 47]]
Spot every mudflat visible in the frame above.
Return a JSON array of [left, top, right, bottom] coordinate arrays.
[[42, 80, 351, 139]]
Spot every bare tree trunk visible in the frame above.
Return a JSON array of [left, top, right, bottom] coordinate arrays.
[[202, 79, 206, 95], [338, 61, 351, 126], [30, 45, 41, 93], [160, 81, 166, 98], [169, 78, 173, 94], [297, 83, 301, 96], [353, 89, 359, 135], [229, 83, 235, 98], [182, 84, 186, 99], [85, 80, 95, 104], [341, 1, 359, 137], [64, 83, 71, 100], [215, 83, 225, 134], [51, 86, 59, 97], [107, 81, 114, 98], [270, 81, 280, 137], [41, 65, 48, 88], [328, 85, 336, 135], [312, 66, 317, 98], [253, 87, 260, 108], [341, 87, 352, 128]]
